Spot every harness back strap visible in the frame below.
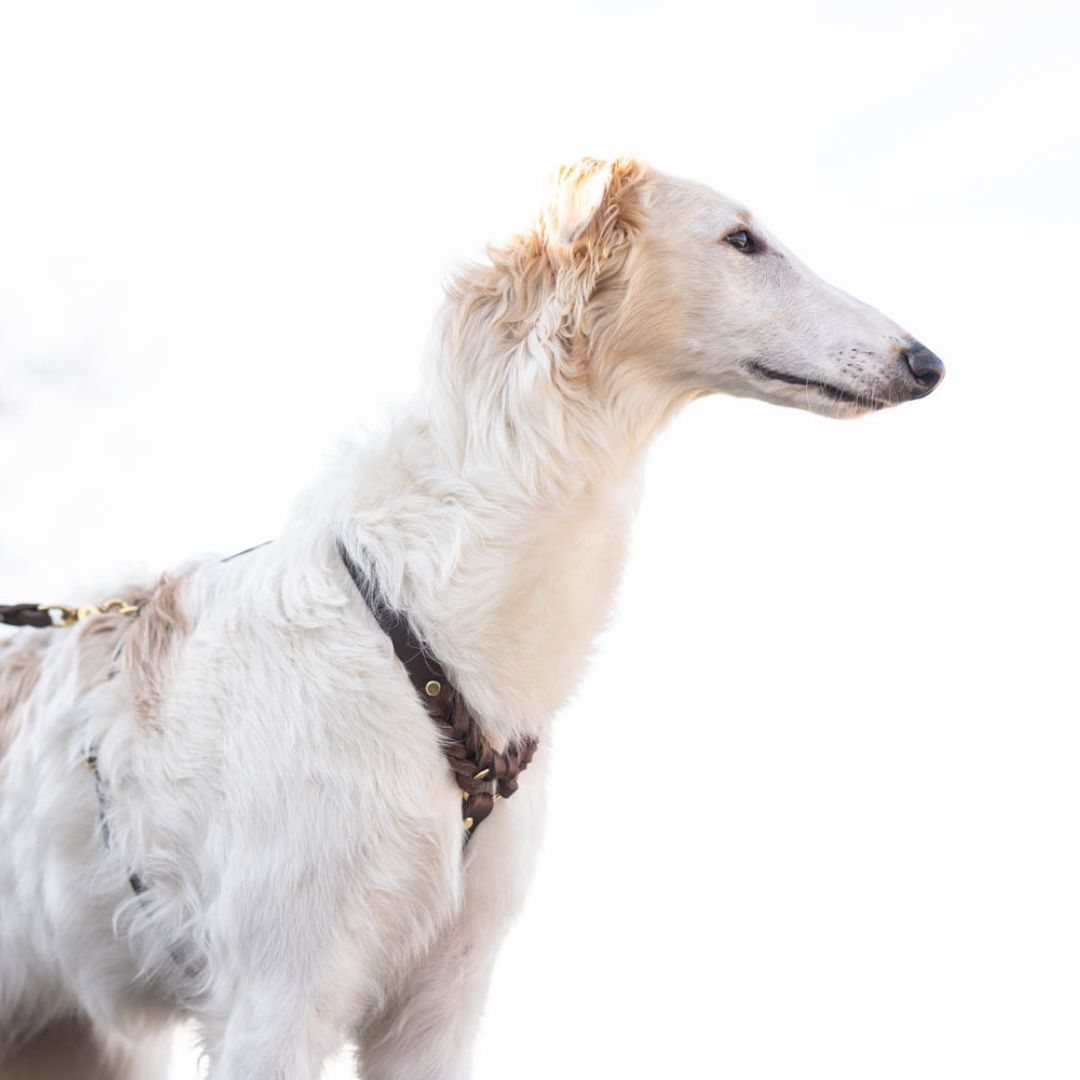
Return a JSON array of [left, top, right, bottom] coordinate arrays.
[[337, 543, 537, 839]]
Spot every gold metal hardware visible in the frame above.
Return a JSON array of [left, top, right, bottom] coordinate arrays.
[[462, 791, 469, 801], [100, 598, 140, 616], [474, 768, 490, 781], [38, 597, 140, 628], [38, 604, 77, 627], [463, 817, 474, 830], [424, 680, 442, 697]]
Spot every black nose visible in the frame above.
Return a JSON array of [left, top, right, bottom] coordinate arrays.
[[901, 341, 945, 397]]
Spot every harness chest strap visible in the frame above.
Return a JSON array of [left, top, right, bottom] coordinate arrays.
[[337, 543, 537, 840]]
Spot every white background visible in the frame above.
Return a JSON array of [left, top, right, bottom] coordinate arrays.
[[2, 1, 1079, 1077]]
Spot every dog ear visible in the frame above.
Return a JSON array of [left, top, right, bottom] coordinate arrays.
[[542, 157, 646, 253], [444, 158, 647, 380], [544, 158, 617, 246]]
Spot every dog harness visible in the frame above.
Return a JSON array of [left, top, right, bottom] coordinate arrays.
[[1, 543, 537, 844], [337, 543, 537, 841]]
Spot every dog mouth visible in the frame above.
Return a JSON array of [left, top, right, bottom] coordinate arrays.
[[745, 360, 891, 411]]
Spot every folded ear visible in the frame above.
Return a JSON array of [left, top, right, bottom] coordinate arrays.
[[544, 158, 617, 246], [542, 156, 646, 251]]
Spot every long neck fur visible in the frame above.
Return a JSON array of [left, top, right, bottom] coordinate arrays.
[[296, 162, 669, 748], [328, 337, 646, 751]]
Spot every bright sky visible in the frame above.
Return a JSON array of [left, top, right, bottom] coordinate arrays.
[[2, 1, 1079, 1077]]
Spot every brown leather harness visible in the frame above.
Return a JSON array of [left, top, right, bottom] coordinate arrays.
[[1, 545, 537, 843], [337, 543, 537, 840]]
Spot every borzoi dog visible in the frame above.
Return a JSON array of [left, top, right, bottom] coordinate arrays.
[[0, 158, 943, 1079]]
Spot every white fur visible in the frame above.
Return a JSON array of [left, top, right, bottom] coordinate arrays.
[[0, 160, 940, 1078]]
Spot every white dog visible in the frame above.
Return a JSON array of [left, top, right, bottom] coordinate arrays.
[[0, 158, 943, 1079]]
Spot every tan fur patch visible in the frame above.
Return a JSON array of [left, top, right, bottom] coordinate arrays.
[[77, 610, 134, 695], [446, 157, 650, 403], [122, 574, 189, 731], [0, 635, 47, 761]]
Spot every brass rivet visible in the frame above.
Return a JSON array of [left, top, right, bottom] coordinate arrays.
[[424, 680, 441, 697], [473, 768, 490, 781], [462, 790, 469, 802], [463, 817, 474, 830]]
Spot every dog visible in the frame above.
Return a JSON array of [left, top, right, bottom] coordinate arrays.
[[0, 157, 943, 1079]]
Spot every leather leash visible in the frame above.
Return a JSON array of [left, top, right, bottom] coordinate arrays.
[[1, 598, 139, 628], [0, 604, 55, 628]]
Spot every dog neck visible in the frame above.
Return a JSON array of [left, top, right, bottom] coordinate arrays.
[[328, 336, 649, 749]]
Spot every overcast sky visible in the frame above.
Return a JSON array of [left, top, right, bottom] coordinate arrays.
[[2, 1, 1079, 1077]]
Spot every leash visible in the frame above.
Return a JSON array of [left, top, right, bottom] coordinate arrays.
[[338, 543, 537, 842], [1, 598, 140, 629]]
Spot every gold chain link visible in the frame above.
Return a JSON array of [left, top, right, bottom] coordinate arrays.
[[37, 597, 140, 628]]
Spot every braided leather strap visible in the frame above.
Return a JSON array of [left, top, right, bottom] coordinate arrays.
[[338, 543, 537, 840], [432, 686, 538, 832]]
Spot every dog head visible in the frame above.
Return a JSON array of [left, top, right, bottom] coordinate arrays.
[[538, 158, 944, 425], [443, 158, 943, 464]]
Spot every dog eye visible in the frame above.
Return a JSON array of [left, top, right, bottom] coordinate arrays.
[[724, 229, 756, 253]]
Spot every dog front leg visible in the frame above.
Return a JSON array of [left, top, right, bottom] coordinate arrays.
[[206, 984, 345, 1080], [357, 923, 498, 1080], [198, 848, 364, 1079], [356, 753, 548, 1080]]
